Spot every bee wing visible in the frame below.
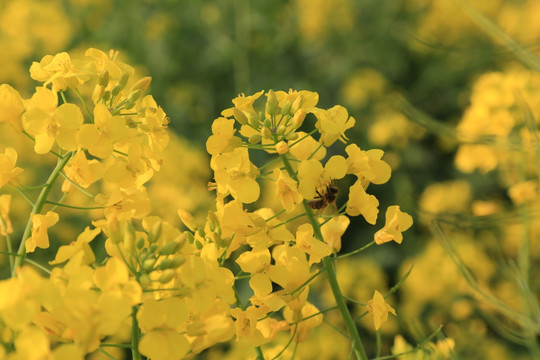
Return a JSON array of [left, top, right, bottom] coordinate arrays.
[[321, 201, 339, 216]]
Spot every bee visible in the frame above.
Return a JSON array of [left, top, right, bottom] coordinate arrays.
[[307, 183, 338, 210]]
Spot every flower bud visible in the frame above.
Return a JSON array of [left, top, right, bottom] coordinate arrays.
[[178, 209, 197, 231], [170, 256, 185, 268], [286, 132, 299, 140], [158, 269, 176, 284], [142, 258, 156, 271], [248, 114, 260, 129], [92, 85, 105, 102], [266, 90, 278, 115], [233, 108, 248, 125], [136, 237, 146, 250], [185, 231, 195, 243], [148, 244, 158, 254], [130, 76, 152, 93], [275, 140, 289, 155], [98, 70, 110, 87], [139, 274, 151, 287], [111, 84, 121, 97], [148, 221, 162, 244], [263, 118, 272, 128], [211, 232, 224, 247], [157, 258, 173, 270], [127, 89, 143, 102], [261, 127, 272, 139], [207, 211, 220, 232], [281, 99, 293, 116], [248, 134, 262, 144], [102, 90, 111, 102], [276, 125, 286, 135], [159, 240, 180, 255], [292, 108, 306, 129], [118, 73, 130, 89], [291, 95, 303, 114]]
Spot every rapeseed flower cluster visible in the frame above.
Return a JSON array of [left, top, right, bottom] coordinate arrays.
[[0, 49, 414, 359], [202, 89, 412, 357]]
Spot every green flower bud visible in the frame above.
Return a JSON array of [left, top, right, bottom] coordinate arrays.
[[233, 108, 248, 125], [149, 221, 162, 244], [127, 89, 143, 102], [207, 211, 220, 233], [248, 114, 260, 129], [261, 127, 272, 139], [286, 132, 299, 140], [136, 237, 146, 250], [118, 73, 130, 90], [291, 95, 303, 114], [170, 256, 185, 268], [111, 84, 121, 97], [281, 99, 293, 116], [266, 90, 278, 115], [276, 125, 286, 135], [142, 258, 156, 271], [158, 269, 176, 284], [98, 70, 110, 87], [102, 91, 111, 102], [248, 134, 262, 144], [185, 231, 195, 243], [139, 274, 151, 287], [292, 108, 306, 129], [148, 244, 158, 254], [263, 118, 272, 128], [157, 258, 173, 270], [159, 240, 180, 256]]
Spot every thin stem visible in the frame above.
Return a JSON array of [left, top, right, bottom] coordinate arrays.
[[0, 216, 14, 270], [44, 201, 104, 210], [24, 258, 51, 275], [280, 154, 368, 360], [60, 171, 95, 197], [338, 240, 376, 260], [13, 152, 74, 276], [131, 306, 142, 360]]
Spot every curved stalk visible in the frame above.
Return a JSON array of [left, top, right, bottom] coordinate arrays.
[[12, 152, 73, 276], [279, 154, 368, 360]]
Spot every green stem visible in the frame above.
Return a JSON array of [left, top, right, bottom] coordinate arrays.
[[279, 154, 368, 360], [12, 152, 73, 276], [0, 216, 14, 270], [131, 306, 142, 360]]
